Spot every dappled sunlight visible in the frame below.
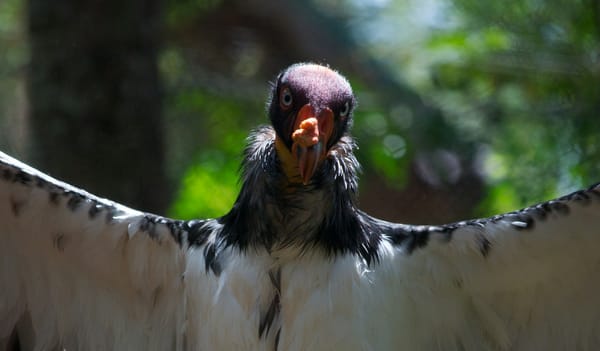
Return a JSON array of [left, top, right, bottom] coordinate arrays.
[[0, 0, 598, 222]]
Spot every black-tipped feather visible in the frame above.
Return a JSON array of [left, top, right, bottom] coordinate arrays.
[[3, 63, 600, 350]]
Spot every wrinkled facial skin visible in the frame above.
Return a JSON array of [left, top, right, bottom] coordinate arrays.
[[269, 64, 355, 149], [268, 63, 356, 184]]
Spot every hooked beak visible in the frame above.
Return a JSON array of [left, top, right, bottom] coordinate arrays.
[[291, 104, 334, 184]]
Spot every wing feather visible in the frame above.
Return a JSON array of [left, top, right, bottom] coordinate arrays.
[[368, 183, 600, 350], [0, 152, 192, 350], [5, 148, 600, 350], [0, 152, 278, 351]]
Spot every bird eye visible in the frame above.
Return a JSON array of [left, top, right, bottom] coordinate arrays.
[[339, 101, 350, 118], [280, 87, 293, 109]]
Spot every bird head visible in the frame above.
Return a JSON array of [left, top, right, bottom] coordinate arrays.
[[268, 63, 356, 185]]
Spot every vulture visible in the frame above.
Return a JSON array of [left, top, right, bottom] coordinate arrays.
[[1, 63, 600, 351]]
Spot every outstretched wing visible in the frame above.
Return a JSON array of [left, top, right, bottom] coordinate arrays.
[[0, 151, 195, 350], [367, 184, 600, 350], [0, 152, 262, 351]]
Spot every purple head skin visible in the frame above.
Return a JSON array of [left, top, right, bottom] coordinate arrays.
[[268, 63, 356, 184]]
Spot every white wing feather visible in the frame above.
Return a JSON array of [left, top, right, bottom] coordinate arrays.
[[361, 184, 600, 350], [2, 149, 600, 350], [0, 152, 189, 350], [0, 152, 275, 351]]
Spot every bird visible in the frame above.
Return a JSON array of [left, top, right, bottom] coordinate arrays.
[[1, 62, 600, 351]]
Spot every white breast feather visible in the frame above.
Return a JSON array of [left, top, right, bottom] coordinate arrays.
[[2, 150, 600, 350]]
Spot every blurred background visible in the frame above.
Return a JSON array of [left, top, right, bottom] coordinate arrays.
[[0, 0, 598, 224]]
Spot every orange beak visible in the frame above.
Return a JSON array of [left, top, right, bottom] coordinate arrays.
[[291, 104, 334, 184]]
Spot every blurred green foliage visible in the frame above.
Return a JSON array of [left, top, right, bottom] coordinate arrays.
[[164, 85, 259, 218], [428, 0, 600, 214], [347, 0, 600, 215], [1, 0, 598, 220], [161, 46, 265, 218], [0, 0, 26, 154], [169, 154, 240, 219], [353, 107, 411, 185], [163, 0, 600, 219]]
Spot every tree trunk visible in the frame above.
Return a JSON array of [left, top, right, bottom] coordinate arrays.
[[26, 0, 168, 213]]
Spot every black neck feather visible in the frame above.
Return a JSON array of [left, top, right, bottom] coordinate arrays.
[[218, 126, 382, 264]]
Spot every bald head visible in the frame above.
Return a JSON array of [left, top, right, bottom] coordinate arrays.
[[278, 64, 353, 113], [269, 63, 356, 147], [268, 63, 356, 184]]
